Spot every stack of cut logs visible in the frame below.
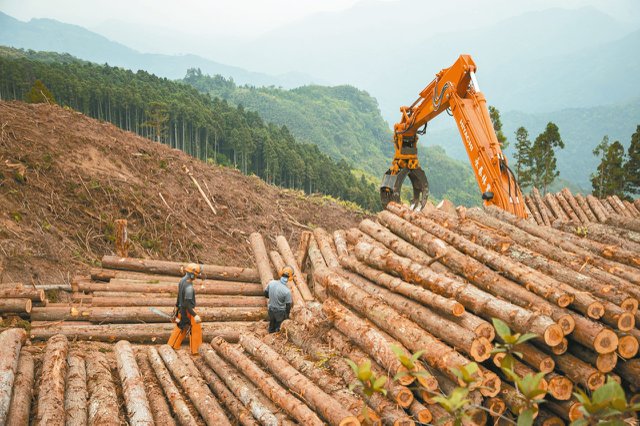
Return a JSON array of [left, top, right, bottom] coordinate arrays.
[[1, 196, 639, 425], [27, 256, 270, 343], [524, 188, 640, 231]]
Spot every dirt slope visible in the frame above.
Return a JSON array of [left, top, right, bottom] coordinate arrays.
[[0, 101, 368, 283]]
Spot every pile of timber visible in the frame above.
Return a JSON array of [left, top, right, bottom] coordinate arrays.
[[525, 188, 640, 230], [291, 202, 640, 424], [27, 256, 270, 343]]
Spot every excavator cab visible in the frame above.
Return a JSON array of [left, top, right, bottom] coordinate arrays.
[[380, 166, 429, 211]]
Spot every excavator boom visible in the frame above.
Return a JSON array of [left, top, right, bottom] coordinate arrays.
[[380, 54, 527, 217]]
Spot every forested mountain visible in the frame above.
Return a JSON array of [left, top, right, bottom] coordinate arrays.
[[0, 47, 379, 210], [183, 69, 480, 206]]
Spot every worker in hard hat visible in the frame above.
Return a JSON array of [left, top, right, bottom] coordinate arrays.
[[264, 266, 294, 333], [168, 263, 203, 354]]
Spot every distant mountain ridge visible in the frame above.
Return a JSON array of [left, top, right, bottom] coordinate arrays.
[[0, 12, 314, 88]]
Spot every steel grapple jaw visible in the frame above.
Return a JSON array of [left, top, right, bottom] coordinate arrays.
[[380, 167, 429, 211]]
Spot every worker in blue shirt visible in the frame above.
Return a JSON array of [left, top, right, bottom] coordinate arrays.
[[264, 266, 293, 333]]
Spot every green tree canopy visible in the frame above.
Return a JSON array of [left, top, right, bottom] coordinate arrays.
[[25, 79, 56, 104], [513, 126, 532, 188], [590, 139, 626, 198], [489, 105, 508, 151], [624, 125, 640, 196], [530, 122, 564, 194]]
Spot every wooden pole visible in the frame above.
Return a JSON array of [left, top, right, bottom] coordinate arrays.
[[115, 219, 129, 257]]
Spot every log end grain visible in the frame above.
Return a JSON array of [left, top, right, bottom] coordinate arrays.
[[475, 323, 496, 342], [479, 370, 501, 397], [594, 329, 619, 355], [466, 408, 488, 426], [547, 376, 573, 401], [621, 298, 639, 313], [485, 397, 506, 417], [338, 416, 361, 426], [416, 373, 439, 392], [617, 312, 636, 332], [557, 294, 574, 308], [595, 351, 618, 373], [544, 324, 565, 347], [539, 357, 556, 374], [587, 302, 605, 320], [556, 315, 575, 336], [395, 386, 414, 408], [617, 335, 639, 359], [470, 337, 493, 362], [451, 302, 465, 317], [587, 372, 606, 391], [551, 338, 568, 355]]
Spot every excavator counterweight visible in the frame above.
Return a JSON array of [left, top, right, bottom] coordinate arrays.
[[380, 54, 527, 218]]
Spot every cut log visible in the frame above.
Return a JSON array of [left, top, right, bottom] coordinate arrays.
[[606, 214, 640, 233], [353, 239, 562, 347], [276, 235, 314, 301], [322, 298, 431, 389], [240, 334, 360, 426], [525, 196, 544, 225], [546, 399, 584, 422], [83, 295, 267, 308], [549, 352, 605, 391], [296, 231, 312, 270], [532, 188, 552, 226], [86, 351, 121, 425], [550, 338, 569, 355], [500, 382, 539, 419], [35, 334, 68, 426], [574, 193, 598, 223], [556, 192, 580, 223], [0, 328, 26, 425], [0, 298, 32, 314], [333, 230, 349, 259], [615, 358, 640, 391], [134, 350, 176, 426], [561, 189, 590, 224], [408, 400, 432, 424], [315, 267, 488, 391], [609, 196, 631, 217], [625, 200, 640, 216], [378, 207, 568, 342], [115, 340, 154, 425], [157, 344, 231, 426], [308, 236, 327, 270], [616, 333, 639, 359], [568, 344, 617, 373], [211, 336, 323, 426], [249, 232, 275, 289], [281, 320, 415, 426], [64, 350, 88, 426], [101, 255, 259, 282], [192, 354, 259, 426], [30, 322, 253, 343], [512, 342, 555, 374], [484, 397, 507, 418], [545, 193, 569, 221], [75, 277, 264, 296], [269, 250, 305, 306], [586, 195, 609, 222], [199, 344, 280, 426], [0, 288, 45, 302], [147, 347, 196, 425], [5, 349, 33, 426], [30, 306, 266, 323], [337, 268, 492, 362], [313, 228, 341, 269]]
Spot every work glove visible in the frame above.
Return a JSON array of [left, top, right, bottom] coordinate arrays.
[[194, 315, 202, 324], [174, 316, 181, 324]]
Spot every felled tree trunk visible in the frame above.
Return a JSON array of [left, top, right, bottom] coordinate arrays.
[[135, 350, 176, 426], [240, 334, 360, 426], [64, 350, 88, 426], [211, 337, 323, 426], [313, 228, 341, 269], [296, 231, 312, 270], [101, 255, 260, 282], [157, 345, 231, 426], [249, 232, 275, 289], [550, 352, 605, 391], [35, 334, 68, 426], [86, 351, 121, 425], [0, 328, 27, 425], [75, 278, 264, 296], [0, 288, 45, 302], [532, 188, 552, 225], [84, 295, 267, 308], [147, 347, 196, 426], [114, 340, 154, 425], [586, 195, 609, 222], [615, 358, 640, 391], [569, 344, 617, 373], [574, 193, 598, 222], [606, 214, 640, 233], [545, 193, 569, 221], [525, 196, 544, 225], [561, 189, 589, 224], [556, 192, 581, 222], [5, 349, 33, 426], [0, 298, 32, 314], [276, 235, 314, 300]]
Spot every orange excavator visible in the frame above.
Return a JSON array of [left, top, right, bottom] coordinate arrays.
[[380, 54, 527, 218]]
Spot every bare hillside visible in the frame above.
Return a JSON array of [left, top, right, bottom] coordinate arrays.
[[0, 101, 367, 283]]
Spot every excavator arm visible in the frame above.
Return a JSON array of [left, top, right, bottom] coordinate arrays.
[[380, 54, 527, 218]]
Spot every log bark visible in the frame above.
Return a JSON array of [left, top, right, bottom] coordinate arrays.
[[269, 250, 305, 306], [610, 196, 631, 217], [192, 354, 259, 426], [101, 255, 259, 282], [240, 334, 360, 426], [546, 399, 584, 422], [0, 298, 31, 314], [315, 267, 488, 391], [322, 298, 432, 389], [82, 295, 267, 308], [147, 347, 196, 426], [5, 349, 33, 426], [601, 198, 618, 216], [493, 353, 550, 398], [337, 268, 492, 362], [550, 352, 605, 391], [625, 200, 640, 216], [249, 232, 275, 289], [525, 196, 544, 225], [114, 340, 154, 425], [511, 342, 555, 374], [0, 328, 26, 425], [86, 351, 121, 425], [333, 230, 349, 259], [561, 189, 589, 224], [199, 344, 280, 426], [556, 192, 580, 223], [544, 372, 574, 401], [276, 235, 314, 301], [379, 207, 570, 341], [296, 231, 312, 270], [308, 236, 327, 270], [282, 321, 415, 426], [615, 358, 640, 391], [30, 322, 254, 343], [606, 214, 640, 233], [586, 195, 609, 222], [262, 333, 376, 423], [0, 288, 44, 302], [568, 344, 617, 373], [500, 382, 539, 419], [545, 193, 569, 221], [354, 238, 563, 348], [616, 333, 639, 359], [313, 228, 341, 269], [35, 334, 68, 426], [157, 344, 231, 426], [532, 188, 552, 226], [30, 306, 266, 323], [64, 350, 88, 426], [211, 336, 323, 426], [75, 277, 264, 296], [574, 193, 598, 223], [135, 350, 176, 426]]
